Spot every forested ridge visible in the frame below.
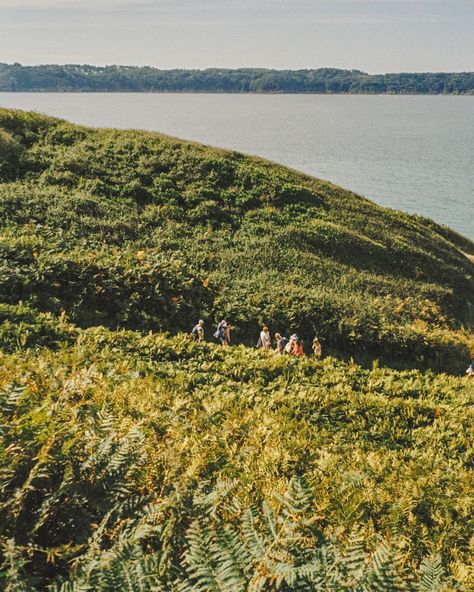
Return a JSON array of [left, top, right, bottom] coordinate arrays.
[[0, 109, 473, 590], [1, 63, 474, 94]]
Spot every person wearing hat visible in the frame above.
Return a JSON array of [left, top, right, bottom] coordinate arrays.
[[286, 334, 298, 354], [192, 319, 205, 341]]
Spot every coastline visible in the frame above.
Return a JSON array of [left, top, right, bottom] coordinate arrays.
[[1, 90, 473, 95]]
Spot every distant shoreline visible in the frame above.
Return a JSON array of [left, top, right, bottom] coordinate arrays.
[[1, 90, 473, 96], [1, 64, 473, 95]]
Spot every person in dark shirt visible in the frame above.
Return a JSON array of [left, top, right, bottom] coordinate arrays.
[[192, 320, 205, 341], [215, 319, 231, 346], [274, 333, 288, 353]]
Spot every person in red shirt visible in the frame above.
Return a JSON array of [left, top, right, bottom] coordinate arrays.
[[287, 334, 305, 356], [292, 338, 305, 357]]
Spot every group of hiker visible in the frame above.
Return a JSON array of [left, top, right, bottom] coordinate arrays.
[[193, 319, 474, 373], [192, 319, 322, 358], [258, 326, 321, 357], [192, 319, 232, 347]]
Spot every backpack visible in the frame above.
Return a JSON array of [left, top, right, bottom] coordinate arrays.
[[256, 336, 263, 348], [280, 337, 288, 350]]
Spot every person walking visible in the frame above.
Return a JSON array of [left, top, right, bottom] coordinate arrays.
[[192, 319, 205, 341], [292, 337, 305, 357], [258, 326, 272, 351], [274, 333, 288, 353], [286, 334, 298, 354], [215, 319, 231, 347], [466, 360, 474, 377], [312, 337, 322, 359]]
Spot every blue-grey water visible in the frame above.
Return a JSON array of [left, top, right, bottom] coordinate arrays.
[[0, 93, 473, 241]]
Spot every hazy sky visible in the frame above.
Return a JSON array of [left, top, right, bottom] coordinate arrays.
[[0, 0, 473, 72]]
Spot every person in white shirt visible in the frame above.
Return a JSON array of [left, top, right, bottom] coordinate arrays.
[[258, 326, 272, 351]]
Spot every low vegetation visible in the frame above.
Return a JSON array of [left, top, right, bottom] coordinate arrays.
[[0, 108, 473, 373], [0, 109, 473, 590], [0, 325, 473, 590]]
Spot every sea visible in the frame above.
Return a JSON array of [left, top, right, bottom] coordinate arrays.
[[0, 93, 473, 241]]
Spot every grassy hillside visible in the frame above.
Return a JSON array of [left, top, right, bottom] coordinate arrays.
[[0, 325, 473, 590], [0, 109, 473, 590], [0, 108, 473, 373]]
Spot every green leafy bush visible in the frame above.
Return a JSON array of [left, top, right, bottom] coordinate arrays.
[[0, 129, 22, 181], [0, 303, 75, 351]]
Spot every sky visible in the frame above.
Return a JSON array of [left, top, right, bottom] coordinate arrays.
[[0, 0, 473, 73]]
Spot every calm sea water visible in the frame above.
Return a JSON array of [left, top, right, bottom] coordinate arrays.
[[1, 93, 473, 241]]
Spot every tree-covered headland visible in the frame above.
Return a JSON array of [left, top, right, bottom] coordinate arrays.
[[1, 63, 474, 94], [0, 109, 473, 590]]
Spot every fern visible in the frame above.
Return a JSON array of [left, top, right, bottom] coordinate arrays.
[[241, 505, 271, 562], [51, 513, 164, 592], [0, 539, 31, 592], [338, 530, 367, 587], [216, 524, 253, 579], [0, 344, 468, 592], [43, 479, 459, 592], [81, 410, 145, 495], [0, 385, 25, 416], [416, 554, 446, 592], [276, 476, 314, 516], [182, 518, 244, 592], [365, 539, 410, 592], [0, 385, 25, 435]]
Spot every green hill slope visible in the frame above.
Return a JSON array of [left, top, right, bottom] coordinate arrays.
[[0, 108, 473, 372], [0, 110, 473, 590]]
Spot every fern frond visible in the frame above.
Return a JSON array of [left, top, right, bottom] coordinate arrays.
[[1, 538, 31, 592], [183, 516, 248, 592], [0, 385, 25, 418], [217, 524, 253, 577], [366, 539, 410, 592], [241, 505, 271, 562], [416, 554, 446, 592], [339, 529, 367, 586], [276, 476, 313, 516]]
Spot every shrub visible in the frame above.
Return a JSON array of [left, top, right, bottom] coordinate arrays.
[[0, 303, 76, 351]]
